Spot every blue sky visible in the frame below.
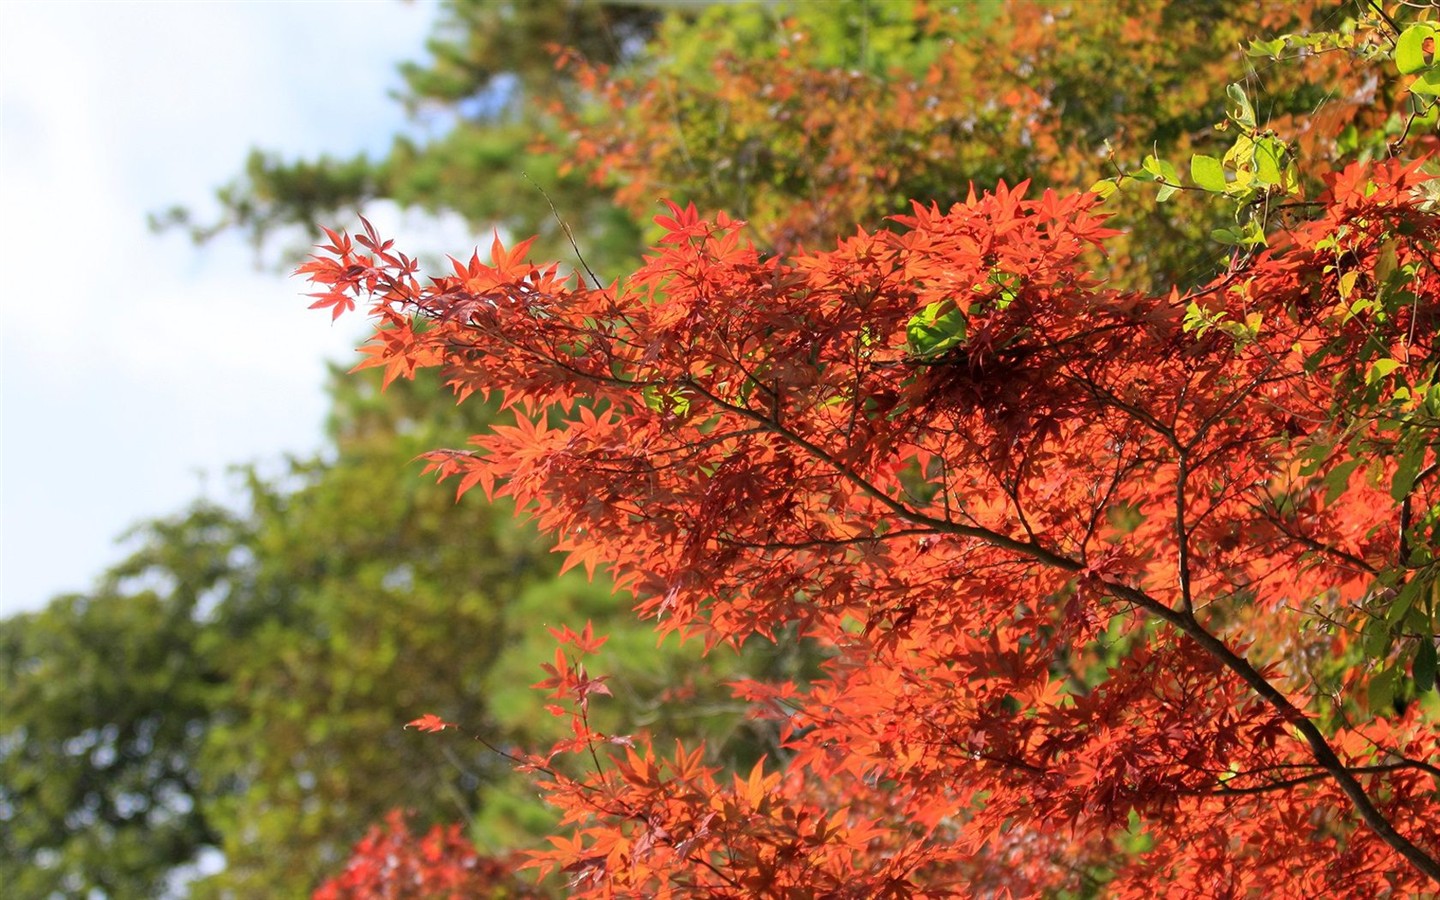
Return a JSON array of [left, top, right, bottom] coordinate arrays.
[[1, 0, 480, 615]]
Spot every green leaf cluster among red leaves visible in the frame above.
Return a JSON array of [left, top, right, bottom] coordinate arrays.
[[314, 809, 541, 900], [299, 137, 1440, 893]]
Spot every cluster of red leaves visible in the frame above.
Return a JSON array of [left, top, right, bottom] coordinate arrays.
[[313, 809, 542, 900], [299, 155, 1440, 895]]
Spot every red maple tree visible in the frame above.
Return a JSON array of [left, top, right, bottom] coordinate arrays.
[[314, 809, 541, 900], [300, 153, 1440, 894], [300, 6, 1440, 897]]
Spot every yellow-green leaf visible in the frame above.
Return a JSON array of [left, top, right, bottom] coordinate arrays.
[[1395, 23, 1438, 76], [1190, 154, 1227, 192], [1089, 178, 1118, 200], [1366, 357, 1401, 385]]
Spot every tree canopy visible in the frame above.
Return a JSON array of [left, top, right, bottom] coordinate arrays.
[[300, 0, 1440, 895], [9, 0, 1439, 897]]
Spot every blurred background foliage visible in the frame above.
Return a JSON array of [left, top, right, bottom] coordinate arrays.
[[6, 0, 1425, 896]]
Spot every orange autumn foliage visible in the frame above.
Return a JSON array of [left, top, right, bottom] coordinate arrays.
[[314, 810, 542, 900], [302, 2, 1440, 896], [300, 152, 1440, 894]]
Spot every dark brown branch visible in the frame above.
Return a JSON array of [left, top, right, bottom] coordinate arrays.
[[680, 377, 1440, 885], [714, 527, 941, 553], [1188, 761, 1427, 797]]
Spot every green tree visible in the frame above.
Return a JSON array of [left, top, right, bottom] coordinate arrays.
[[1, 367, 785, 897], [0, 372, 563, 896], [189, 373, 557, 895], [0, 506, 241, 898]]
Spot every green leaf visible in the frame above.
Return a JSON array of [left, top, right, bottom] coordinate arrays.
[[1362, 618, 1392, 660], [1182, 300, 1224, 335], [987, 269, 1022, 308], [1395, 23, 1437, 76], [906, 300, 968, 358], [1254, 137, 1286, 186], [1225, 83, 1256, 130], [1367, 356, 1401, 386], [1211, 219, 1268, 248], [1415, 639, 1438, 693], [1190, 154, 1227, 192], [1338, 270, 1359, 300], [1246, 37, 1286, 59], [1297, 440, 1335, 477], [1390, 441, 1425, 503], [1321, 457, 1362, 506], [1374, 239, 1399, 286], [1409, 69, 1440, 97], [1387, 578, 1425, 626], [1280, 160, 1301, 196], [1089, 178, 1118, 199], [1367, 664, 1398, 712]]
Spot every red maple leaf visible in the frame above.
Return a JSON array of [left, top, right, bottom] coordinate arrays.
[[404, 713, 456, 734]]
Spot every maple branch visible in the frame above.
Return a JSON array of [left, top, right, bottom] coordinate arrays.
[[1001, 465, 1041, 546], [1365, 0, 1401, 39], [1398, 755, 1440, 781], [472, 717, 752, 894], [962, 748, 1050, 776], [475, 330, 1438, 883], [714, 527, 941, 553], [1080, 433, 1145, 557], [523, 173, 605, 290], [1173, 450, 1195, 615], [597, 426, 773, 474], [1060, 374, 1180, 452], [1137, 596, 1440, 882], [680, 377, 1085, 571], [1399, 462, 1439, 567], [1022, 354, 1440, 874], [1190, 760, 1427, 797], [681, 377, 1440, 883], [1257, 498, 1380, 577]]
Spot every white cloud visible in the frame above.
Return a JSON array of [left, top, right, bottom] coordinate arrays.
[[0, 0, 445, 615]]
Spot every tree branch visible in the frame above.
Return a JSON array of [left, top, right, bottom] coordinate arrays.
[[681, 376, 1440, 884]]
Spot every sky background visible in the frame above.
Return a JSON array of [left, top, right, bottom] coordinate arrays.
[[1, 0, 479, 616]]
